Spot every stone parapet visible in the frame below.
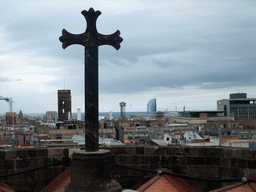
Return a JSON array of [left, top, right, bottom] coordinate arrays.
[[0, 148, 70, 192], [103, 146, 256, 191], [1, 146, 256, 192]]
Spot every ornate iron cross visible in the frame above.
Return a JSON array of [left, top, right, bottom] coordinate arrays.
[[59, 8, 123, 151]]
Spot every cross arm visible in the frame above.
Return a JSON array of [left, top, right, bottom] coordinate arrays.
[[98, 30, 123, 50], [59, 29, 90, 49]]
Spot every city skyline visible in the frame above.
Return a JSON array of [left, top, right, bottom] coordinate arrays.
[[0, 0, 255, 113]]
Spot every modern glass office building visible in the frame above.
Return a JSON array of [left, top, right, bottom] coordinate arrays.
[[217, 93, 256, 120], [147, 98, 156, 113]]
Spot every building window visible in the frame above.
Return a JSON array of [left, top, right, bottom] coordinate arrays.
[[230, 107, 238, 120], [224, 105, 227, 116], [239, 107, 248, 119], [249, 107, 256, 119]]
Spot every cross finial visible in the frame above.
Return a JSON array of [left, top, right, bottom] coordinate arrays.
[[59, 7, 123, 49]]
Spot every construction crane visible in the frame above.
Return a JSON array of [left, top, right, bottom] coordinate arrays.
[[0, 95, 13, 112]]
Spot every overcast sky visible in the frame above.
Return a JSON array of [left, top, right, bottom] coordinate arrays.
[[0, 0, 255, 114]]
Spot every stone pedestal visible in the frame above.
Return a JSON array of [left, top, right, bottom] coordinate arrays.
[[65, 149, 122, 192]]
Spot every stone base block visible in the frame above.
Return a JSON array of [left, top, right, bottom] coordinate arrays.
[[65, 149, 122, 192], [65, 179, 122, 192]]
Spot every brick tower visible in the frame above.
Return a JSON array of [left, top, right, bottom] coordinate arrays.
[[6, 112, 17, 125], [58, 90, 71, 121]]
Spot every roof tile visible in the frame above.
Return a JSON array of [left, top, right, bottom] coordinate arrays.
[[135, 169, 197, 192]]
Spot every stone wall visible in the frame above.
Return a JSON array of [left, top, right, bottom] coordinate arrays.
[[1, 146, 256, 192], [0, 148, 69, 192], [105, 146, 256, 192]]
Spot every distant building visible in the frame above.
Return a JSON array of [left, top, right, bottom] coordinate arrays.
[[109, 111, 113, 120], [18, 110, 23, 119], [46, 111, 57, 122], [154, 111, 165, 120], [147, 98, 156, 113], [178, 110, 224, 118], [58, 90, 72, 121], [217, 93, 256, 120], [119, 102, 126, 118], [49, 128, 83, 140], [223, 139, 256, 148], [6, 112, 17, 125], [18, 134, 33, 145], [115, 117, 168, 144], [183, 131, 203, 142], [50, 120, 84, 139], [99, 119, 116, 138], [77, 108, 81, 121]]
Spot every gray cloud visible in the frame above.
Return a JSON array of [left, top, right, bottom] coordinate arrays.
[[1, 0, 256, 113], [99, 54, 256, 94], [0, 77, 22, 82]]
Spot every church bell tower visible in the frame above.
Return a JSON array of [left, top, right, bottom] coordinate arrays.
[[58, 90, 71, 121]]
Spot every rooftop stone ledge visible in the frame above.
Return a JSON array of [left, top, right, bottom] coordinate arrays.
[[0, 146, 256, 160], [105, 146, 256, 160], [0, 147, 70, 160]]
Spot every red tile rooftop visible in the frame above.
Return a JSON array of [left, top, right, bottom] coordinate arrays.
[[226, 139, 256, 143], [42, 167, 71, 192], [125, 140, 135, 143], [18, 144, 34, 148], [0, 143, 10, 145], [41, 167, 197, 192], [210, 175, 256, 192], [3, 165, 256, 192], [134, 169, 197, 192], [221, 137, 240, 144], [0, 182, 15, 192]]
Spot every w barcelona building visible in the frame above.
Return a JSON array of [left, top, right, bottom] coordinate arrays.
[[147, 98, 157, 113]]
